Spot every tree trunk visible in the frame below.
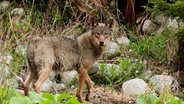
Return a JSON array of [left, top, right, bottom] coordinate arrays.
[[125, 0, 136, 28]]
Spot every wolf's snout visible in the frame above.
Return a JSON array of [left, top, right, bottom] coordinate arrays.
[[100, 41, 104, 46]]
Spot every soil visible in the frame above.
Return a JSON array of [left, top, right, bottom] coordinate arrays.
[[89, 87, 136, 104]]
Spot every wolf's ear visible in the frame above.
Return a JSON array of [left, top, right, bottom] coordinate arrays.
[[106, 19, 114, 29], [90, 20, 98, 29]]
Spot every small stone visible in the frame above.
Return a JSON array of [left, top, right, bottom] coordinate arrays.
[[167, 18, 179, 32], [54, 83, 66, 91], [41, 79, 53, 92], [142, 20, 156, 34], [10, 8, 25, 17], [154, 14, 168, 25], [104, 41, 120, 59], [0, 53, 13, 65], [88, 63, 100, 75], [0, 64, 10, 79], [49, 71, 56, 81], [144, 69, 153, 79], [149, 75, 179, 95], [122, 78, 149, 96], [116, 36, 130, 46], [60, 70, 78, 85], [0, 1, 10, 11]]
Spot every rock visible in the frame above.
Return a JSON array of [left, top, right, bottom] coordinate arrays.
[[60, 70, 78, 85], [157, 17, 180, 35], [10, 78, 19, 88], [0, 1, 10, 11], [10, 8, 25, 17], [116, 36, 130, 46], [143, 69, 153, 79], [54, 83, 66, 91], [122, 78, 149, 96], [0, 64, 10, 77], [0, 53, 13, 65], [155, 14, 168, 25], [142, 20, 156, 34], [49, 71, 56, 81], [156, 25, 166, 35], [104, 41, 120, 59], [167, 18, 179, 32], [0, 64, 12, 86], [41, 79, 53, 92], [88, 63, 100, 75], [149, 75, 179, 95]]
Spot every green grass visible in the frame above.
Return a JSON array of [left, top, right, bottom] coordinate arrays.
[[130, 28, 177, 65]]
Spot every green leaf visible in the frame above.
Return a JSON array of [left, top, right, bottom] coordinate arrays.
[[137, 95, 146, 104], [42, 93, 55, 101], [57, 93, 72, 101], [29, 91, 42, 103], [9, 96, 25, 104]]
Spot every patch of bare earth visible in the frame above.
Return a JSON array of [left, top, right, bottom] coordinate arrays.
[[89, 87, 136, 104]]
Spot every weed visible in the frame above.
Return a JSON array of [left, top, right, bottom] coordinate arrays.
[[0, 86, 15, 104], [96, 59, 145, 85], [137, 87, 184, 104], [130, 28, 176, 62]]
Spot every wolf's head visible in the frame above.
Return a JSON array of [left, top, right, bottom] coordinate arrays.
[[91, 20, 113, 47]]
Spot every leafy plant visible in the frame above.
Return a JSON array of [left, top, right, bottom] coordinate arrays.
[[98, 63, 120, 85], [144, 0, 184, 21], [137, 90, 184, 104], [137, 93, 158, 104], [9, 91, 81, 104], [96, 59, 145, 85], [0, 86, 15, 104]]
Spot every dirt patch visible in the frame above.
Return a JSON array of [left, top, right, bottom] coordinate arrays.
[[90, 87, 136, 104]]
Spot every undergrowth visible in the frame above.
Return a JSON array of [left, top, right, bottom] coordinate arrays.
[[130, 28, 176, 61], [94, 59, 145, 85], [137, 89, 184, 104], [0, 86, 81, 104]]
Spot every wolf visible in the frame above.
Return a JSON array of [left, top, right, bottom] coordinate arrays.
[[24, 20, 113, 102]]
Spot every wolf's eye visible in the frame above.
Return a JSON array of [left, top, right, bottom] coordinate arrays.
[[95, 34, 99, 37], [105, 35, 109, 38]]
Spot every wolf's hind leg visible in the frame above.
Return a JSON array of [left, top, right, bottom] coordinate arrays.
[[33, 66, 52, 93]]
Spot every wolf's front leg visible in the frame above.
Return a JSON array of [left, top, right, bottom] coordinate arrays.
[[85, 74, 93, 101], [77, 68, 86, 102]]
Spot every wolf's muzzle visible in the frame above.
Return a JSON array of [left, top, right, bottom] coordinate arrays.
[[100, 41, 104, 46]]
